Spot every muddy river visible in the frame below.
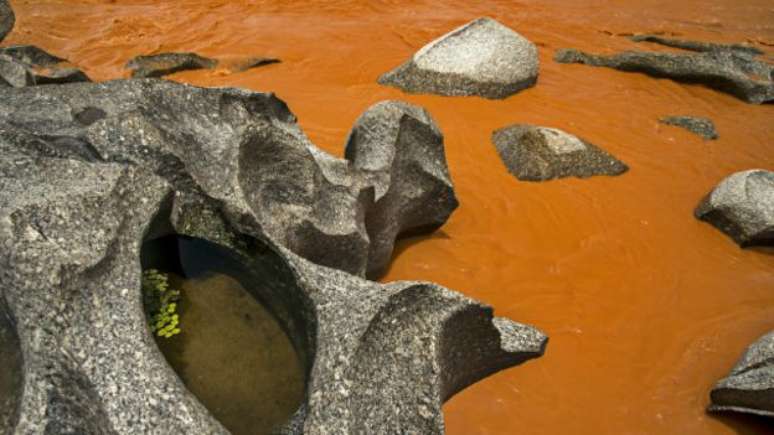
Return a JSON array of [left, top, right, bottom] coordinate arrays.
[[5, 0, 773, 433]]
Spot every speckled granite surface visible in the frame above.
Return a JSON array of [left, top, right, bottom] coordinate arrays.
[[0, 79, 546, 433]]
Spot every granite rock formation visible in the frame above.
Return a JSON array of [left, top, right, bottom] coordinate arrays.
[[492, 124, 628, 181], [695, 169, 774, 247], [554, 47, 774, 104], [0, 79, 458, 278], [0, 0, 13, 43], [126, 52, 218, 78], [709, 331, 774, 417], [0, 45, 90, 85], [659, 115, 718, 140], [0, 79, 546, 434], [379, 17, 539, 99]]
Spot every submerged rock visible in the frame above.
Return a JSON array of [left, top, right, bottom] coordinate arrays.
[[660, 115, 718, 140], [0, 45, 90, 85], [695, 169, 774, 247], [0, 79, 546, 434], [126, 52, 218, 78], [710, 331, 774, 417], [0, 0, 13, 43], [630, 34, 764, 57], [379, 17, 539, 99], [554, 48, 774, 104], [492, 124, 628, 181], [226, 56, 281, 73]]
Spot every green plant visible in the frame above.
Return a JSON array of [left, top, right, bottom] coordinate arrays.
[[142, 269, 182, 338]]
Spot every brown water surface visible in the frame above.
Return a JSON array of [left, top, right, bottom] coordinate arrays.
[[5, 1, 774, 433], [155, 272, 304, 435]]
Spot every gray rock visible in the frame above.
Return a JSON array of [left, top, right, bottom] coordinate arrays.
[[0, 45, 66, 67], [126, 52, 218, 78], [0, 45, 91, 85], [660, 115, 718, 140], [379, 17, 539, 99], [695, 169, 774, 247], [492, 124, 628, 181], [344, 101, 458, 277], [227, 56, 281, 73], [0, 55, 34, 87], [0, 79, 547, 434], [0, 79, 457, 279], [0, 154, 226, 434], [709, 331, 774, 417], [630, 34, 764, 57], [555, 48, 774, 104], [0, 0, 13, 43]]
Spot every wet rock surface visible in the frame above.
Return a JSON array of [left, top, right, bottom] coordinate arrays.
[[554, 47, 774, 104], [0, 0, 13, 43], [710, 331, 774, 417], [379, 17, 538, 99], [630, 34, 764, 57], [0, 45, 90, 85], [660, 115, 718, 140], [226, 56, 281, 73], [492, 124, 628, 181], [126, 52, 218, 78], [695, 169, 774, 247], [0, 79, 546, 434]]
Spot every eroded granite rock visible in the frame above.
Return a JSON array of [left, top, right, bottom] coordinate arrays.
[[0, 153, 227, 434], [0, 55, 34, 87], [345, 101, 458, 277], [695, 169, 774, 247], [492, 124, 628, 181], [0, 0, 13, 43], [630, 34, 764, 57], [0, 45, 91, 85], [0, 79, 457, 278], [0, 80, 547, 434], [660, 115, 718, 140], [126, 52, 218, 78], [709, 331, 774, 417], [554, 48, 774, 104], [379, 17, 539, 99]]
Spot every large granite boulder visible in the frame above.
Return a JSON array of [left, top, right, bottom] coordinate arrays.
[[0, 80, 547, 433], [555, 48, 774, 104], [0, 45, 90, 85], [709, 331, 774, 417], [492, 124, 628, 181], [126, 52, 218, 78], [695, 169, 774, 247], [378, 17, 539, 99], [659, 115, 718, 140], [0, 0, 13, 43], [0, 79, 457, 279]]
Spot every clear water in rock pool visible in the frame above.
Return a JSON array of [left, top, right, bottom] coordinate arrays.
[[152, 272, 304, 435], [5, 0, 774, 434], [0, 311, 22, 434]]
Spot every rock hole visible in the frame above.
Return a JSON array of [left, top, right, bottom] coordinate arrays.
[[140, 235, 306, 434]]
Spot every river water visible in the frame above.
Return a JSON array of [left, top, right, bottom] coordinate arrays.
[[5, 1, 774, 433]]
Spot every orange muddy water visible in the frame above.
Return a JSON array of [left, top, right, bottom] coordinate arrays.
[[5, 1, 773, 434]]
